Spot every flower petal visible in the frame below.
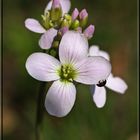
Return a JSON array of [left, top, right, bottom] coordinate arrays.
[[25, 53, 61, 81], [74, 56, 111, 85], [25, 18, 46, 33], [59, 0, 71, 14], [45, 80, 76, 117], [89, 45, 99, 56], [106, 74, 128, 94], [59, 31, 88, 65], [45, 0, 71, 15], [91, 85, 106, 108], [39, 28, 57, 49], [89, 45, 110, 61]]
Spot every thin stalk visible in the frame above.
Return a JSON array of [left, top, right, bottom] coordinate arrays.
[[35, 82, 47, 140], [35, 40, 58, 140]]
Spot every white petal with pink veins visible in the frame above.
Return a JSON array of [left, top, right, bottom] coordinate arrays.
[[91, 85, 106, 108], [39, 28, 57, 49], [25, 53, 61, 81], [74, 56, 111, 85], [45, 80, 76, 117], [25, 18, 46, 33], [59, 31, 88, 65], [106, 74, 128, 94], [89, 46, 110, 61]]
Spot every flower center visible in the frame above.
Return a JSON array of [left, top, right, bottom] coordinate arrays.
[[58, 64, 77, 82]]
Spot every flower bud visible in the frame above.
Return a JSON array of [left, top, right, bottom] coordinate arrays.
[[52, 0, 60, 9], [49, 20, 54, 28], [79, 9, 88, 28], [72, 8, 79, 21], [64, 14, 72, 22], [59, 26, 69, 36], [41, 11, 50, 29], [61, 19, 69, 27], [51, 0, 62, 21], [61, 14, 72, 27], [79, 9, 88, 20], [83, 25, 95, 39], [71, 19, 80, 29]]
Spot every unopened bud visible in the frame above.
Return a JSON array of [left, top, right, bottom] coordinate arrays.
[[83, 25, 95, 39], [72, 8, 79, 21], [79, 9, 88, 20], [61, 14, 72, 27], [71, 19, 80, 29], [51, 0, 62, 21], [79, 9, 88, 28], [41, 11, 50, 29], [52, 0, 60, 9], [64, 14, 72, 22], [49, 20, 54, 27], [61, 19, 69, 27], [59, 26, 69, 36]]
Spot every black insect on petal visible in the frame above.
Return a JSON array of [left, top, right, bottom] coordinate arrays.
[[97, 80, 106, 87]]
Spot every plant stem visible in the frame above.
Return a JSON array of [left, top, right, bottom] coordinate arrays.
[[35, 82, 47, 140]]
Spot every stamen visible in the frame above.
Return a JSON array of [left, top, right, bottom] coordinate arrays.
[[58, 64, 77, 82]]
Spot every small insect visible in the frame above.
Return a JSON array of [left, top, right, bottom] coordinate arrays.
[[97, 80, 106, 87]]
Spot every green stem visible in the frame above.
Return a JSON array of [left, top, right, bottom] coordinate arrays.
[[35, 82, 47, 140], [35, 45, 57, 140]]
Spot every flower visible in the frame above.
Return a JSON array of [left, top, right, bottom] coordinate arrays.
[[25, 0, 71, 49], [89, 45, 128, 108], [83, 25, 95, 39], [25, 32, 111, 117]]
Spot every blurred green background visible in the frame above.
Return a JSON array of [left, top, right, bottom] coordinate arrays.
[[3, 0, 138, 140]]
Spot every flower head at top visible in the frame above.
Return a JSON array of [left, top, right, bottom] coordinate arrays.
[[25, 32, 111, 117], [25, 0, 97, 51], [89, 46, 128, 108], [25, 0, 71, 50]]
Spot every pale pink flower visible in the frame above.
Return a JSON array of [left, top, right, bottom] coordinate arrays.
[[89, 45, 128, 108], [26, 32, 111, 117]]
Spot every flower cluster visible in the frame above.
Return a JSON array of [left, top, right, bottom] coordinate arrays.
[[25, 0, 127, 117]]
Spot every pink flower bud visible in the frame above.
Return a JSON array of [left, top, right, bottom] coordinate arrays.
[[59, 26, 69, 35], [79, 9, 88, 20], [72, 8, 79, 21], [52, 0, 60, 9], [83, 25, 95, 39]]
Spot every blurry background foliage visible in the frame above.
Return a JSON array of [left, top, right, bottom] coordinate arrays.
[[3, 0, 138, 140]]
